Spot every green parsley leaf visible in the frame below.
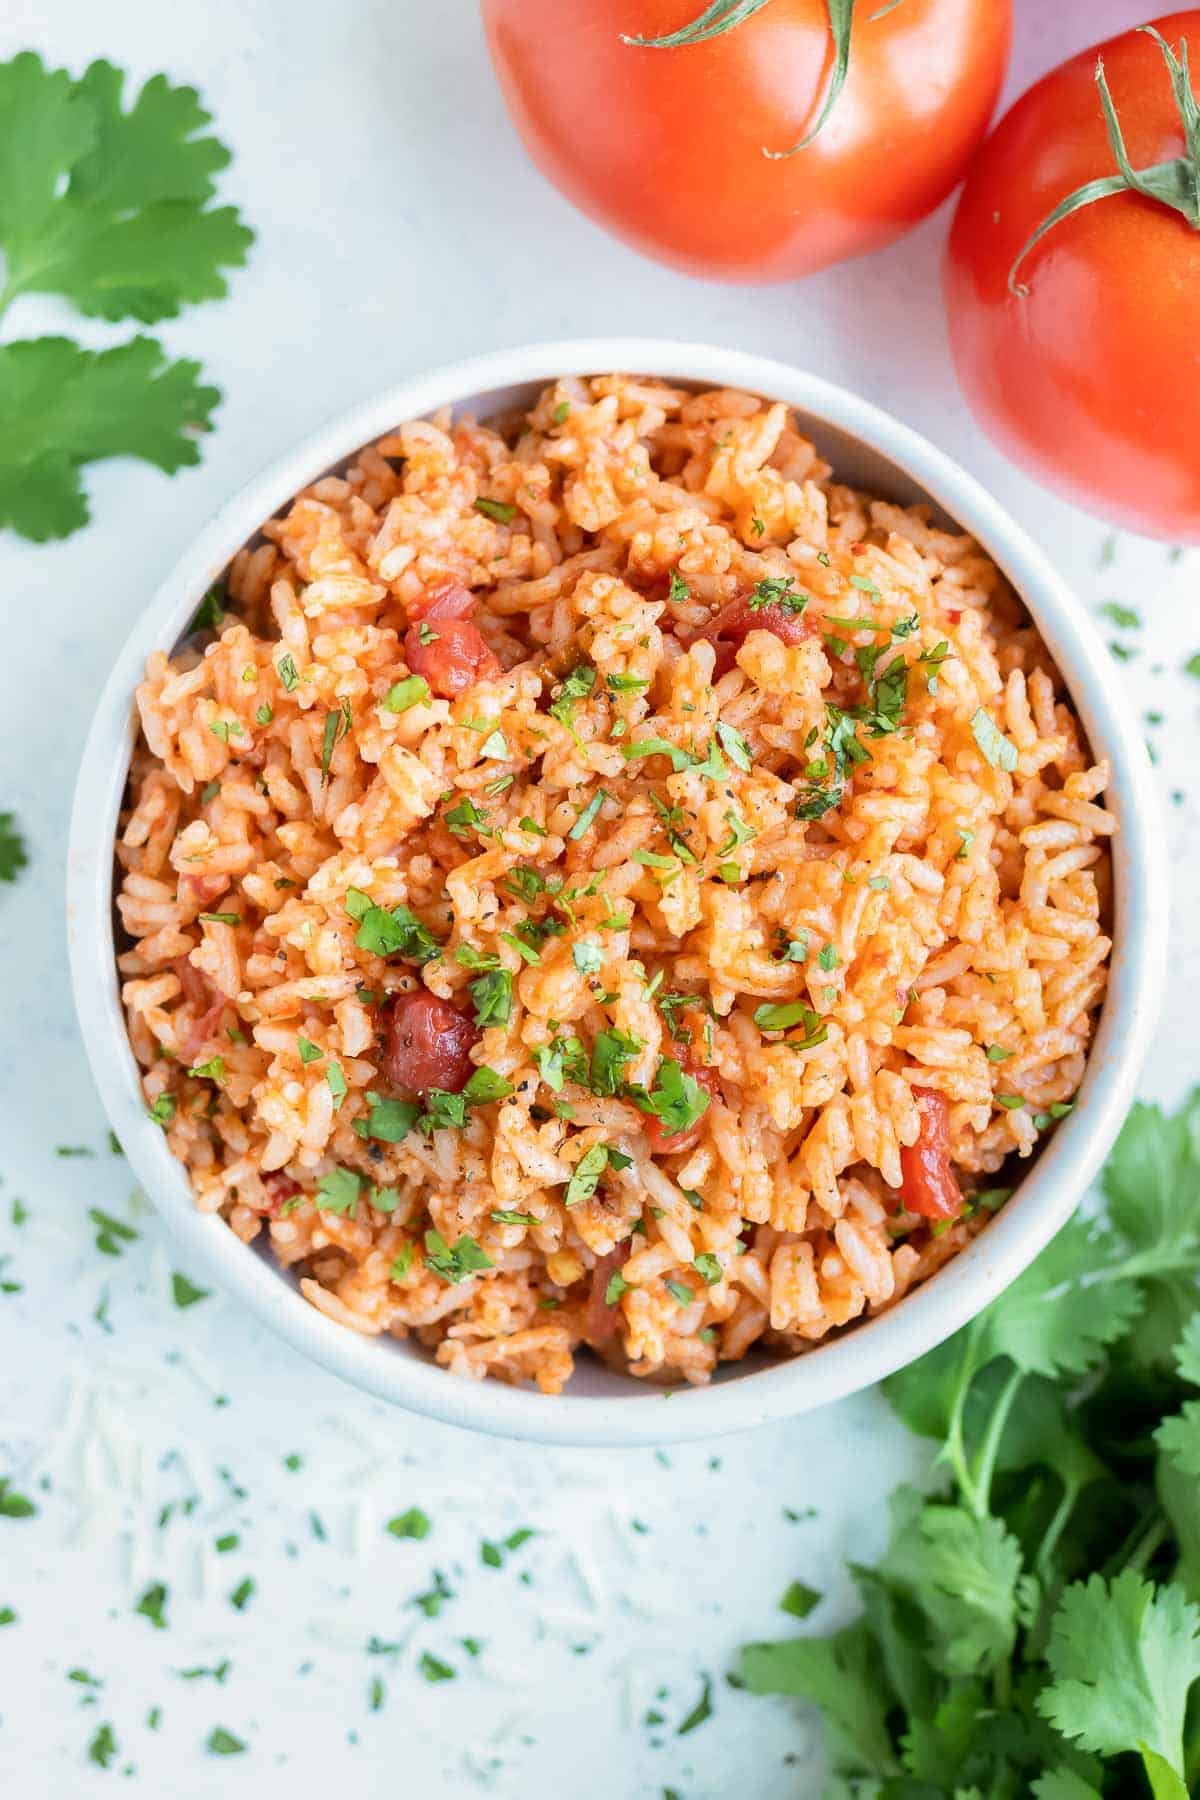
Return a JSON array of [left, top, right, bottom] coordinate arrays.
[[668, 570, 690, 600], [693, 1253, 721, 1287], [665, 1279, 694, 1307], [492, 1208, 538, 1226], [549, 663, 597, 732], [424, 1230, 492, 1285], [970, 708, 1019, 773], [297, 1035, 322, 1064], [277, 653, 299, 691]]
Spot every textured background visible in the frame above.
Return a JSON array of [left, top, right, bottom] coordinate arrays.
[[0, 2, 1194, 1795]]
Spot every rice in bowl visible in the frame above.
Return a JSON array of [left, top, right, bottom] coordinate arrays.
[[115, 374, 1114, 1393]]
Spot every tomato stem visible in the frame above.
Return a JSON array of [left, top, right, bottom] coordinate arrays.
[[1009, 27, 1200, 297], [622, 0, 897, 154]]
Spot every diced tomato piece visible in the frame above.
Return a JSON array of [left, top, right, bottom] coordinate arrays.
[[644, 1060, 719, 1157], [382, 989, 479, 1095], [404, 617, 502, 698], [582, 1240, 632, 1346], [687, 592, 816, 676], [174, 956, 226, 1063], [256, 1172, 300, 1218], [407, 580, 477, 624], [899, 1090, 965, 1221]]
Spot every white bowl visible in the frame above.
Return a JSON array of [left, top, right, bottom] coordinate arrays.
[[67, 339, 1167, 1446]]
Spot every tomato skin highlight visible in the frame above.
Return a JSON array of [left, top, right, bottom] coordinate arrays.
[[899, 1090, 964, 1221], [482, 0, 1010, 283], [945, 10, 1200, 543]]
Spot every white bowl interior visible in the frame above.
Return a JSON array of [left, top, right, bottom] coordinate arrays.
[[68, 340, 1167, 1445]]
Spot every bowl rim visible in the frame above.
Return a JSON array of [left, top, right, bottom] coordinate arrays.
[[66, 336, 1167, 1447]]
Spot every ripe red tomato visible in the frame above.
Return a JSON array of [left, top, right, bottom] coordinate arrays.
[[946, 12, 1200, 542], [482, 0, 1011, 282]]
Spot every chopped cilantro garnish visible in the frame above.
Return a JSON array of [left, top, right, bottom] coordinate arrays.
[[384, 674, 430, 713], [970, 708, 1018, 772], [386, 1508, 431, 1540], [424, 1230, 492, 1284], [715, 719, 752, 770], [469, 966, 513, 1028], [171, 1272, 209, 1309], [569, 789, 609, 839], [474, 496, 516, 524], [345, 889, 440, 962], [315, 1166, 362, 1217], [665, 1279, 694, 1307]]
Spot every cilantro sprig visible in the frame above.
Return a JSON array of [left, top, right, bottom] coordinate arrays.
[[0, 52, 253, 541], [736, 1093, 1200, 1798]]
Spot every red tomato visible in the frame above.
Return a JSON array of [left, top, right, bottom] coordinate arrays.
[[482, 0, 1010, 281], [686, 591, 818, 677], [899, 1090, 964, 1222], [383, 991, 479, 1095], [404, 582, 501, 698], [946, 13, 1200, 542], [582, 1241, 632, 1345]]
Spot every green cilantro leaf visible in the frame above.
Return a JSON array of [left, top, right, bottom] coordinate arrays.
[[1037, 1570, 1200, 1780], [0, 335, 220, 541], [469, 966, 513, 1028], [357, 1091, 420, 1144], [779, 1580, 822, 1620], [970, 707, 1019, 773], [315, 1166, 361, 1218], [386, 1508, 431, 1540], [383, 675, 430, 714], [170, 1271, 209, 1309], [736, 1621, 896, 1779], [630, 1058, 711, 1137], [564, 1142, 613, 1207], [0, 54, 252, 323], [346, 890, 439, 963], [0, 813, 27, 883]]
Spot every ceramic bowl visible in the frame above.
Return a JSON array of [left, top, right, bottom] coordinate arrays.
[[67, 339, 1167, 1445]]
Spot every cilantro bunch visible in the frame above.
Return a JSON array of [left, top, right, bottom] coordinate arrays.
[[0, 52, 252, 541], [737, 1094, 1200, 1798]]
